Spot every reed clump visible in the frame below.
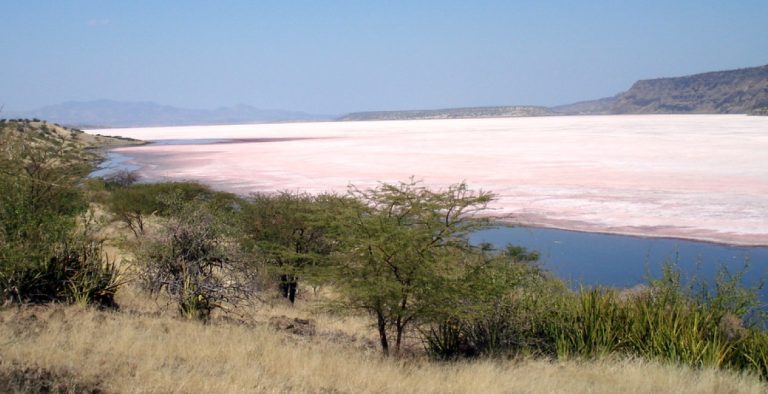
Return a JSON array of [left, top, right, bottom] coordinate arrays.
[[424, 262, 768, 380]]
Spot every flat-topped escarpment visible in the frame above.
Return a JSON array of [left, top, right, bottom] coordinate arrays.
[[555, 64, 768, 115], [338, 106, 556, 121], [612, 64, 768, 114]]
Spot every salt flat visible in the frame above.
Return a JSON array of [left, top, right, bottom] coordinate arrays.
[[93, 115, 768, 246]]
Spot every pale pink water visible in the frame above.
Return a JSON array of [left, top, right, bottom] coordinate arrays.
[[92, 115, 768, 246]]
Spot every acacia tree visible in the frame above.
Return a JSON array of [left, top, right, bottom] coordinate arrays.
[[241, 192, 340, 303], [331, 179, 499, 355], [107, 182, 216, 238]]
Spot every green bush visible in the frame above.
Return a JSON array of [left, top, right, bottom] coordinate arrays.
[[731, 331, 768, 379], [4, 238, 124, 307], [420, 258, 768, 379], [624, 293, 731, 368], [240, 192, 344, 303], [106, 181, 240, 237], [552, 288, 627, 358], [0, 181, 122, 307], [0, 123, 124, 307], [422, 246, 555, 359], [423, 318, 468, 359]]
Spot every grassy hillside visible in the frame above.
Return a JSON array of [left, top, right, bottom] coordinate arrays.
[[0, 119, 144, 308], [0, 118, 142, 159], [1, 293, 766, 393]]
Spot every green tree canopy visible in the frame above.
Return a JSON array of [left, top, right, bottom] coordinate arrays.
[[240, 192, 345, 303], [329, 179, 513, 355]]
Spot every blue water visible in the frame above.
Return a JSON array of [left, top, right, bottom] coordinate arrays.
[[470, 226, 768, 299], [89, 151, 141, 178]]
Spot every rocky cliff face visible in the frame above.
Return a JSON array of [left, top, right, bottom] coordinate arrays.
[[611, 65, 768, 114], [553, 64, 768, 115]]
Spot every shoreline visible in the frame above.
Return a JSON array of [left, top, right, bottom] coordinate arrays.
[[489, 218, 768, 248], [87, 115, 768, 249], [92, 151, 768, 248]]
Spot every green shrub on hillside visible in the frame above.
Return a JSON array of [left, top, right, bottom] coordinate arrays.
[[106, 181, 240, 237], [421, 256, 768, 379], [326, 179, 534, 356], [0, 123, 123, 307], [421, 243, 554, 359], [4, 234, 124, 307], [240, 192, 347, 303]]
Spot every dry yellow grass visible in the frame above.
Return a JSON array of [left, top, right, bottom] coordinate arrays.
[[1, 301, 765, 394]]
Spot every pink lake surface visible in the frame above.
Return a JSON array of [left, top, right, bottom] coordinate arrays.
[[92, 115, 768, 246]]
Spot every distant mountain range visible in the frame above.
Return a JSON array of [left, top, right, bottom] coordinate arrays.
[[4, 100, 330, 128], [5, 65, 767, 127]]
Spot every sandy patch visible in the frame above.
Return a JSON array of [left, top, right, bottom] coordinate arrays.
[[91, 115, 768, 246]]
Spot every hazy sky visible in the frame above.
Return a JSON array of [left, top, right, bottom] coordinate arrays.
[[1, 1, 767, 114]]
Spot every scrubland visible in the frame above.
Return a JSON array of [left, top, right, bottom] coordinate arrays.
[[3, 119, 768, 393], [2, 293, 767, 393]]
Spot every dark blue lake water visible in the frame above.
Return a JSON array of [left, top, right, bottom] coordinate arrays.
[[470, 226, 768, 300]]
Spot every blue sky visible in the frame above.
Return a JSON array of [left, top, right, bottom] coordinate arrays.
[[1, 1, 766, 114]]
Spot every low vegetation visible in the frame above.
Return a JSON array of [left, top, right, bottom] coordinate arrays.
[[137, 196, 248, 320], [2, 119, 768, 392], [240, 191, 341, 304], [0, 120, 127, 306], [2, 302, 767, 393]]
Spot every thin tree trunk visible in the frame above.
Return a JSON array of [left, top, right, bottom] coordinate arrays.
[[395, 320, 404, 355], [394, 295, 408, 355], [377, 310, 389, 356], [279, 274, 298, 304], [288, 281, 297, 303]]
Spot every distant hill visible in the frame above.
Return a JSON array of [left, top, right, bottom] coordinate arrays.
[[338, 106, 555, 121], [555, 64, 768, 115], [6, 100, 330, 128], [612, 65, 768, 114], [0, 119, 142, 163], [342, 65, 768, 120], [9, 65, 767, 127], [550, 97, 617, 115]]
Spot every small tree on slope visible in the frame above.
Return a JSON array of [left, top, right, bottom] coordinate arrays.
[[330, 179, 499, 355]]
